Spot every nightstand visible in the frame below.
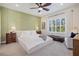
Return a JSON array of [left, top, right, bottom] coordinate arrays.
[[6, 32, 16, 44]]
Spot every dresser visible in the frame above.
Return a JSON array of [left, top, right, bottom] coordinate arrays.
[[6, 32, 16, 44], [73, 35, 79, 56]]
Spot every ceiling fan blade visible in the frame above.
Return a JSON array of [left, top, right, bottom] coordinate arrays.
[[39, 3, 42, 6], [42, 3, 51, 7], [30, 7, 39, 9], [43, 8, 49, 11], [36, 3, 40, 6]]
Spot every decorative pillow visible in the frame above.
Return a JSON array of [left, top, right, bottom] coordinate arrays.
[[70, 32, 77, 38]]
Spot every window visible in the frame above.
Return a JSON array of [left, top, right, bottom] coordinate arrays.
[[56, 19, 60, 32], [61, 18, 65, 32], [49, 18, 65, 32]]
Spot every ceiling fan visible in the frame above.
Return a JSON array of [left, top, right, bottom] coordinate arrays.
[[30, 3, 52, 12]]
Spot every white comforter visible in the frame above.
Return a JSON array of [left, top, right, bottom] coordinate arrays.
[[16, 31, 52, 54]]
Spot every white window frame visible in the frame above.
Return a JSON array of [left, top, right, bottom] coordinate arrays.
[[47, 14, 67, 34]]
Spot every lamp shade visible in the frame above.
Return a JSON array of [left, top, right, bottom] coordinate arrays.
[[10, 26, 16, 32]]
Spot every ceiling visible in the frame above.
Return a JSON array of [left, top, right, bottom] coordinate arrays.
[[0, 3, 78, 17]]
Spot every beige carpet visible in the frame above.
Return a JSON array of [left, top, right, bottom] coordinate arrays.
[[0, 41, 72, 56]]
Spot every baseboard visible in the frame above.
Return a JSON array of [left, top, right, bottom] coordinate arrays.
[[0, 41, 1, 44]]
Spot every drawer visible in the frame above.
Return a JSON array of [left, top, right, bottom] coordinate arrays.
[[73, 48, 79, 56], [6, 34, 11, 37], [73, 39, 79, 47], [7, 36, 12, 38], [12, 35, 16, 37], [6, 39, 12, 41], [6, 37, 12, 40], [6, 40, 12, 44], [73, 44, 79, 47], [12, 36, 16, 38], [12, 39, 16, 42]]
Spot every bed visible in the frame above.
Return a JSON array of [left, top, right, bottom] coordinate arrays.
[[16, 31, 53, 54]]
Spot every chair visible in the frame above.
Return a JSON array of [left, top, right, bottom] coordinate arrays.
[[65, 37, 73, 49]]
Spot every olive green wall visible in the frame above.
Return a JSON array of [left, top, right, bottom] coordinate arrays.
[[1, 7, 41, 42], [0, 7, 1, 43]]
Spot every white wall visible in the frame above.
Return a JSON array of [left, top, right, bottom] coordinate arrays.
[[41, 5, 79, 37], [72, 6, 79, 33]]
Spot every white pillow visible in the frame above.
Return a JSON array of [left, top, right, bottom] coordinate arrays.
[[16, 31, 23, 38]]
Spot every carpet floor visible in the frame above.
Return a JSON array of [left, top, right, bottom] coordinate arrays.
[[0, 41, 72, 56]]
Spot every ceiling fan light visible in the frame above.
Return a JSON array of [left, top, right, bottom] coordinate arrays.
[[38, 8, 43, 10], [60, 3, 63, 6], [16, 4, 19, 7]]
